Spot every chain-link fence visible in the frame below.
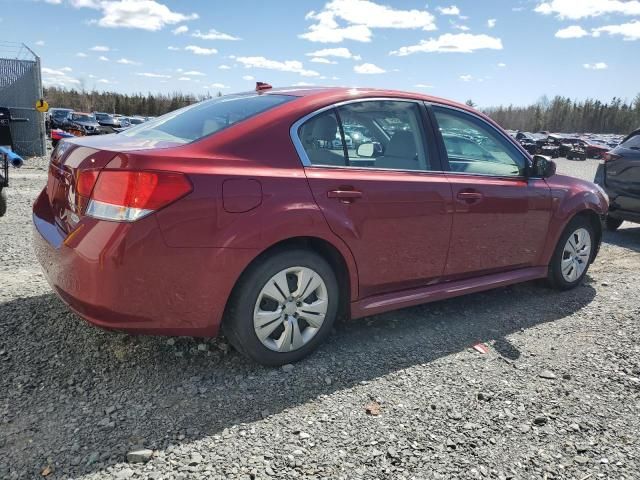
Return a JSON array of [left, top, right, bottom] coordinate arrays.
[[0, 42, 46, 157]]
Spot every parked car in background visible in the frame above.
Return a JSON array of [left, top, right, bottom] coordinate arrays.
[[49, 109, 74, 130], [595, 128, 640, 230], [33, 86, 608, 366], [113, 116, 145, 132], [63, 112, 103, 136], [577, 139, 609, 159], [93, 112, 119, 129]]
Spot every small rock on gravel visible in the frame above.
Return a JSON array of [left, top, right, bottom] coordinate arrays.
[[126, 449, 153, 463]]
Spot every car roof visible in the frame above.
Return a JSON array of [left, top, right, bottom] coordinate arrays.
[[258, 86, 472, 110]]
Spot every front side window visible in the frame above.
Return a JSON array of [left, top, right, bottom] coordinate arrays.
[[433, 106, 525, 177], [121, 94, 294, 144], [297, 100, 432, 171]]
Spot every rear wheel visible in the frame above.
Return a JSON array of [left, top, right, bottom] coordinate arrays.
[[605, 216, 623, 231], [548, 216, 594, 290], [223, 249, 339, 366]]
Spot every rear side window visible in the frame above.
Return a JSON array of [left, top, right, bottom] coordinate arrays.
[[621, 133, 640, 149], [121, 94, 294, 144]]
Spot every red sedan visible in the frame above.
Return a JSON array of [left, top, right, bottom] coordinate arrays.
[[33, 85, 608, 365]]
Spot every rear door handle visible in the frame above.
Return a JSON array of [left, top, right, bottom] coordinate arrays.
[[457, 191, 484, 203], [327, 189, 362, 203]]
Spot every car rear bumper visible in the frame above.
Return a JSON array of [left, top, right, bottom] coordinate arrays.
[[32, 188, 257, 337]]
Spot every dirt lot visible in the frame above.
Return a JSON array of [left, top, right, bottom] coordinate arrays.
[[1, 158, 639, 480]]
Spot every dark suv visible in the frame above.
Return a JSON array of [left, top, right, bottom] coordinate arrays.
[[595, 128, 640, 230]]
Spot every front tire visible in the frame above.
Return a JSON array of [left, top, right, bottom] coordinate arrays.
[[223, 249, 339, 366], [605, 216, 623, 231], [547, 216, 594, 290]]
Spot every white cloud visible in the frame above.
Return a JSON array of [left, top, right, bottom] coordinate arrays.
[[453, 24, 470, 31], [534, 0, 640, 19], [192, 29, 241, 40], [116, 57, 140, 65], [414, 83, 434, 88], [185, 45, 218, 55], [61, 67, 73, 72], [218, 64, 231, 70], [300, 0, 436, 43], [42, 67, 80, 87], [487, 18, 496, 28], [178, 77, 191, 81], [459, 74, 473, 81], [98, 55, 109, 61], [90, 45, 110, 51], [497, 62, 507, 67], [583, 62, 608, 69], [94, 0, 198, 31], [592, 20, 640, 40], [437, 5, 460, 16], [182, 70, 205, 76], [242, 75, 255, 81], [390, 33, 503, 55], [236, 56, 319, 77], [306, 47, 360, 60], [210, 83, 229, 88], [172, 25, 188, 35], [35, 40, 45, 46], [354, 62, 386, 74], [310, 57, 337, 64], [76, 52, 88, 57], [97, 78, 113, 84], [555, 25, 590, 38], [293, 81, 316, 86], [136, 72, 171, 78], [167, 46, 180, 51]]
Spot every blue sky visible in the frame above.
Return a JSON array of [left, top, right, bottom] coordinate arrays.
[[2, 0, 639, 106]]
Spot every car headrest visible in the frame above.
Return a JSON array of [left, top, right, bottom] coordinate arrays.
[[385, 131, 416, 158], [312, 115, 338, 142]]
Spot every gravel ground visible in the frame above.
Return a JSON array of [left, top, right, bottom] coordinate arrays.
[[1, 157, 639, 480]]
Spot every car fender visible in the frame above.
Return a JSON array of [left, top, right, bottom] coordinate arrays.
[[539, 177, 607, 265]]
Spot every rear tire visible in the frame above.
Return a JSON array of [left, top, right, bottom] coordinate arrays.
[[547, 216, 594, 290], [223, 249, 339, 366], [605, 216, 623, 231]]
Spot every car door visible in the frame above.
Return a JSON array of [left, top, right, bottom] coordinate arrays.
[[293, 99, 453, 298], [429, 104, 552, 279], [606, 131, 640, 213]]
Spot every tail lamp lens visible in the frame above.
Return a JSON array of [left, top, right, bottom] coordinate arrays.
[[85, 170, 192, 222], [603, 152, 621, 162]]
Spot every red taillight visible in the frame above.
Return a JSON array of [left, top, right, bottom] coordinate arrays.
[[77, 169, 100, 197], [603, 152, 621, 162], [85, 170, 192, 221]]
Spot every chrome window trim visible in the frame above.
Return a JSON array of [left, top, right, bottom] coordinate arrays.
[[289, 97, 432, 172], [428, 102, 532, 179]]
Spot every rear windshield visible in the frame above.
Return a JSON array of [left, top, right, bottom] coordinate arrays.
[[120, 94, 294, 144]]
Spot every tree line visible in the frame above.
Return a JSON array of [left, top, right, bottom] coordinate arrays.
[[43, 86, 221, 117], [483, 94, 640, 134], [44, 87, 640, 134]]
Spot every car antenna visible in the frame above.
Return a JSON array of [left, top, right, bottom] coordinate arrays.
[[256, 82, 272, 92]]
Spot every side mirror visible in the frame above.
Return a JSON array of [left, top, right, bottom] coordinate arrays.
[[356, 142, 375, 158], [531, 155, 556, 178]]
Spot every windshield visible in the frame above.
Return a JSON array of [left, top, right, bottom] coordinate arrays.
[[72, 114, 96, 122], [120, 94, 294, 144]]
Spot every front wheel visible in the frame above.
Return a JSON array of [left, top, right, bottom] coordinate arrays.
[[547, 217, 594, 290], [223, 249, 339, 366]]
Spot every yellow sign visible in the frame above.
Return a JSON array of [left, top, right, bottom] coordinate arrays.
[[36, 99, 49, 113]]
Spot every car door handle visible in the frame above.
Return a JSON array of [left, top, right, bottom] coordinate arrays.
[[457, 191, 484, 203], [327, 189, 362, 202]]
